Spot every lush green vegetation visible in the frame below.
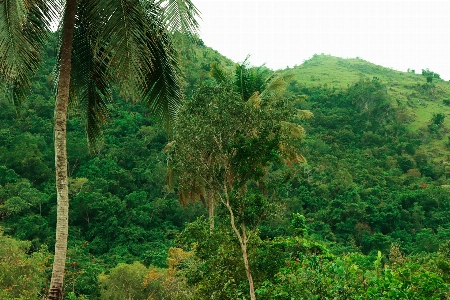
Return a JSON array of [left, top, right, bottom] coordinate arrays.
[[1, 34, 450, 298]]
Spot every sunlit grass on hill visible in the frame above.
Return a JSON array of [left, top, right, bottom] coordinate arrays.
[[283, 53, 450, 156]]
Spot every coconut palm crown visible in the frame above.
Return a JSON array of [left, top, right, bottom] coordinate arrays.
[[1, 0, 199, 142]]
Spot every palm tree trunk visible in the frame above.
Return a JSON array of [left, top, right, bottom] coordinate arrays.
[[48, 0, 77, 299]]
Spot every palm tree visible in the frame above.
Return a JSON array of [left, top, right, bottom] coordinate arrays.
[[0, 0, 199, 299]]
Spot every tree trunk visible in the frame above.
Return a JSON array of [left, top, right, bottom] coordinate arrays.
[[224, 194, 256, 300], [48, 0, 77, 299], [240, 242, 256, 300], [207, 189, 214, 232], [239, 223, 256, 300]]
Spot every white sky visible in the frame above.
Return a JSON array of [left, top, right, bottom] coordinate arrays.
[[194, 0, 450, 80]]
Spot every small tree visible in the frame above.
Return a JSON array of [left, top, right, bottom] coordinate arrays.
[[431, 113, 445, 126], [429, 113, 446, 133], [422, 68, 441, 83]]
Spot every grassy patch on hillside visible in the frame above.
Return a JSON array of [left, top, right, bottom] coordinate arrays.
[[282, 54, 450, 157]]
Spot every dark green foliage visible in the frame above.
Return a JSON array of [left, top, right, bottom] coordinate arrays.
[[179, 217, 450, 299], [286, 78, 450, 258], [422, 68, 441, 83], [177, 219, 250, 299], [2, 28, 450, 298], [429, 113, 446, 133], [431, 112, 445, 126], [64, 242, 104, 297], [176, 216, 329, 299]]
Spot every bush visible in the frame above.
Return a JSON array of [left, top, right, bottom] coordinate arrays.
[[0, 230, 49, 299], [98, 262, 149, 300], [422, 68, 440, 83]]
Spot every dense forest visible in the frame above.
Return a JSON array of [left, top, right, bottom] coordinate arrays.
[[1, 30, 450, 299]]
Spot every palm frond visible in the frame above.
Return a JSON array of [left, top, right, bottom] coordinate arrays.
[[281, 121, 306, 139], [0, 0, 56, 108], [260, 75, 286, 98], [89, 0, 184, 130], [69, 1, 111, 149], [92, 0, 153, 101], [235, 57, 270, 101], [156, 0, 200, 33], [210, 62, 231, 84], [247, 91, 261, 108], [295, 109, 314, 120], [143, 1, 199, 128], [142, 26, 183, 130]]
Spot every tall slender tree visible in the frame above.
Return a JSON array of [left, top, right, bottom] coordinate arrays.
[[168, 60, 312, 300], [0, 0, 199, 299]]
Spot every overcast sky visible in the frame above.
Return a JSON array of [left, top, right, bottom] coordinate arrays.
[[193, 0, 450, 80]]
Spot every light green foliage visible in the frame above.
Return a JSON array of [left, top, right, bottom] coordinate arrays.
[[0, 230, 49, 299], [291, 213, 307, 237], [288, 54, 450, 141], [256, 243, 450, 299], [99, 262, 149, 300], [437, 241, 450, 281], [99, 249, 194, 300]]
